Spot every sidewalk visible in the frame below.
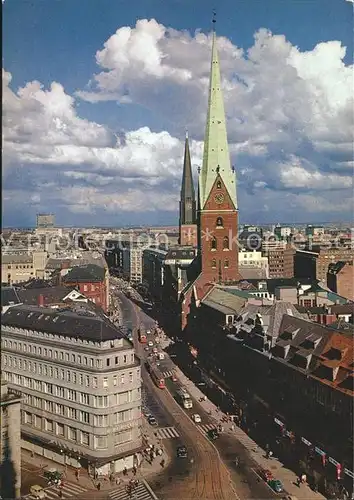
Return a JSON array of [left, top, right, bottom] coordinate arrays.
[[175, 367, 325, 500]]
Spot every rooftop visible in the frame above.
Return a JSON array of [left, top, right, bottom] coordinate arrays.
[[2, 304, 125, 342], [62, 264, 105, 282], [202, 287, 247, 315]]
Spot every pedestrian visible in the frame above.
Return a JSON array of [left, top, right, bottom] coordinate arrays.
[[97, 482, 101, 491], [160, 459, 165, 468], [301, 473, 307, 484], [116, 477, 121, 485], [123, 466, 128, 476], [231, 424, 235, 432], [296, 477, 301, 487], [58, 489, 63, 498]]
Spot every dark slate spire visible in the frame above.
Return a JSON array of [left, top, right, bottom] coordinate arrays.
[[179, 131, 196, 225]]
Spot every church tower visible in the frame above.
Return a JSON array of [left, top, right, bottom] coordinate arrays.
[[179, 132, 197, 246], [198, 30, 241, 282]]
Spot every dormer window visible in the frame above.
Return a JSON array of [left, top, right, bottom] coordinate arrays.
[[211, 237, 217, 251], [216, 217, 223, 228]]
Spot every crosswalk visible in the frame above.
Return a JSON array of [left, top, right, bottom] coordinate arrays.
[[162, 370, 173, 378], [109, 481, 156, 500], [155, 423, 219, 440], [155, 426, 180, 439], [27, 481, 87, 499]]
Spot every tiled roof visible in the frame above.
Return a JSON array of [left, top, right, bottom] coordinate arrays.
[[1, 304, 124, 342], [238, 266, 268, 280], [62, 264, 105, 282]]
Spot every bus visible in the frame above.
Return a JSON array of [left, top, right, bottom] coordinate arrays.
[[137, 327, 147, 344], [176, 388, 193, 409], [146, 362, 165, 389]]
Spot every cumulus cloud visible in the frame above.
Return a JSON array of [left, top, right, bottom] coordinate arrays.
[[3, 19, 354, 225]]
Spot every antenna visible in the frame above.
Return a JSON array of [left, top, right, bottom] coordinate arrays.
[[212, 9, 216, 31]]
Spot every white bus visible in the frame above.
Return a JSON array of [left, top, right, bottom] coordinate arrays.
[[176, 388, 193, 409]]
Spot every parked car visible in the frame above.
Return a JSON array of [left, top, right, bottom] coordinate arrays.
[[192, 414, 202, 423], [148, 341, 154, 347], [30, 485, 46, 499], [176, 445, 188, 459], [147, 415, 158, 426], [207, 428, 219, 440], [268, 479, 284, 493]]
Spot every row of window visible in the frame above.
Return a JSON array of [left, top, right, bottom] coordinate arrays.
[[2, 355, 139, 387], [22, 394, 136, 425], [211, 259, 230, 269], [210, 236, 230, 251], [7, 264, 33, 269], [81, 284, 100, 292], [2, 339, 134, 367], [3, 371, 139, 407]]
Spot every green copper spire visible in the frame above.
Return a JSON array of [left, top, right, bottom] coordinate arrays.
[[199, 31, 237, 209]]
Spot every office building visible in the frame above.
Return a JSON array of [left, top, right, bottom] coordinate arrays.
[[1, 305, 142, 476]]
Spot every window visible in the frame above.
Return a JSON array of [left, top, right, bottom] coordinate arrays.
[[59, 352, 64, 360], [85, 376, 90, 387], [95, 395, 108, 407], [120, 373, 125, 385], [44, 400, 53, 412], [56, 423, 64, 436], [103, 377, 108, 388], [24, 411, 32, 424], [45, 419, 54, 432], [80, 411, 90, 424], [303, 299, 312, 308], [123, 355, 127, 363], [115, 356, 119, 364], [216, 217, 223, 228], [223, 236, 229, 250], [56, 403, 65, 416], [34, 415, 42, 429], [68, 408, 77, 419], [67, 389, 76, 401], [80, 393, 90, 405], [94, 415, 108, 427], [113, 376, 117, 387], [68, 427, 77, 441], [211, 259, 216, 269], [60, 369, 64, 380], [106, 358, 110, 367], [94, 436, 107, 449], [81, 432, 89, 446], [115, 409, 132, 423], [224, 259, 229, 268], [211, 237, 217, 250], [93, 377, 98, 389], [216, 180, 222, 189], [129, 372, 133, 383], [65, 353, 69, 361], [83, 285, 88, 292]]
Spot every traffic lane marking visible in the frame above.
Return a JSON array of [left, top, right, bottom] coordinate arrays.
[[251, 468, 284, 496]]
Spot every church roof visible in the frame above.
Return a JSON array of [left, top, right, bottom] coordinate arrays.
[[199, 32, 237, 209]]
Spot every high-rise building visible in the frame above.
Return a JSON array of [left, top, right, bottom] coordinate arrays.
[[36, 213, 55, 228], [179, 133, 197, 247], [197, 31, 241, 284]]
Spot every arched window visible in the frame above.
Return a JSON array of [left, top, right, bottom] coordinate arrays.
[[211, 237, 217, 250], [216, 217, 223, 228], [211, 259, 216, 269], [216, 180, 222, 189], [223, 236, 229, 250], [224, 259, 229, 269]]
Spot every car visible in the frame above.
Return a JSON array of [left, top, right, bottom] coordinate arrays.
[[176, 445, 188, 458], [147, 415, 158, 426], [152, 347, 158, 354], [268, 479, 284, 493], [30, 485, 46, 499], [144, 346, 150, 351], [147, 330, 151, 334], [207, 428, 219, 440], [192, 413, 202, 423], [148, 341, 154, 347]]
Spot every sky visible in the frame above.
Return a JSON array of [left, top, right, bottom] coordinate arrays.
[[3, 0, 354, 228]]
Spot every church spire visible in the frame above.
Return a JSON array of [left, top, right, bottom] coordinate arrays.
[[179, 132, 196, 225], [199, 31, 237, 210]]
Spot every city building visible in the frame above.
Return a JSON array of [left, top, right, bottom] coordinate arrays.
[[36, 213, 55, 229], [1, 251, 48, 285], [327, 261, 354, 302], [122, 246, 143, 283], [179, 132, 197, 247], [239, 250, 269, 279], [1, 304, 142, 476], [0, 378, 22, 500], [266, 244, 295, 278], [295, 247, 354, 283], [60, 264, 108, 312], [274, 225, 292, 240]]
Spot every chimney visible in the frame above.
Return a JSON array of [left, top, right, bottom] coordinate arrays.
[[38, 294, 44, 307]]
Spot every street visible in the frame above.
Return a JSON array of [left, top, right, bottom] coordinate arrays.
[[115, 290, 277, 500]]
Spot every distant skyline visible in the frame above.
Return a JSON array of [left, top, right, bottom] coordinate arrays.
[[3, 0, 353, 227]]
